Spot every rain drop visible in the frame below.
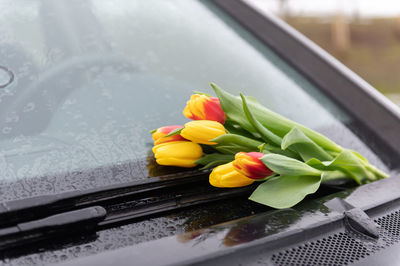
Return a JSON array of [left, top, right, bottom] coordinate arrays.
[[2, 127, 11, 134]]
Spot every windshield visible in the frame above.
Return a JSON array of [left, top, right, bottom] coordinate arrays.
[[0, 0, 387, 189]]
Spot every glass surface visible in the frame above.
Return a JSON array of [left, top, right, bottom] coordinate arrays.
[[0, 0, 386, 184]]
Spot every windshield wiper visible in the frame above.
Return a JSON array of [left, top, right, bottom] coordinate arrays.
[[0, 169, 255, 252], [0, 170, 209, 227]]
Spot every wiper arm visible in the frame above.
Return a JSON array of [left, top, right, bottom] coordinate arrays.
[[0, 206, 106, 251], [0, 170, 209, 227]]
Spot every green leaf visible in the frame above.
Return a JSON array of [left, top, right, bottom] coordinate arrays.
[[210, 83, 342, 153], [243, 95, 260, 104], [260, 143, 301, 160], [305, 158, 329, 170], [260, 154, 322, 177], [349, 150, 387, 179], [240, 94, 282, 146], [258, 143, 266, 153], [212, 134, 263, 154], [255, 173, 279, 182], [213, 144, 255, 154], [165, 127, 184, 137], [195, 153, 234, 170], [307, 150, 375, 184], [199, 144, 216, 154], [211, 134, 262, 150], [195, 153, 234, 166], [326, 150, 375, 184], [321, 170, 349, 183], [361, 161, 388, 180], [306, 144, 388, 181], [224, 120, 258, 139], [149, 129, 157, 134], [210, 83, 259, 135], [281, 127, 333, 161], [351, 150, 368, 163], [249, 175, 322, 209], [199, 161, 228, 170]]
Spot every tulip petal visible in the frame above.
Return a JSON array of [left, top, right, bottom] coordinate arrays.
[[156, 157, 198, 168], [183, 94, 226, 124], [209, 162, 254, 188], [152, 141, 203, 168], [152, 125, 186, 145], [233, 152, 273, 179], [181, 120, 226, 145]]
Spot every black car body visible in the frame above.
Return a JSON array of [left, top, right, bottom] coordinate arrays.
[[0, 0, 400, 265]]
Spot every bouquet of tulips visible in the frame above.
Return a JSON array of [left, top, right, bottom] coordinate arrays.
[[150, 83, 388, 209]]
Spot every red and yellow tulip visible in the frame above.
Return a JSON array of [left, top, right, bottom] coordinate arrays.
[[209, 162, 254, 188], [183, 94, 226, 124], [233, 152, 273, 179], [152, 125, 186, 145]]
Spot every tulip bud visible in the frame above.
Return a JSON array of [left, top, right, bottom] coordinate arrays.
[[209, 162, 254, 188], [183, 94, 226, 124], [152, 141, 203, 168], [180, 120, 226, 145], [152, 125, 186, 145], [232, 152, 273, 180]]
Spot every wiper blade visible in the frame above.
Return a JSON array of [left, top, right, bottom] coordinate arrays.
[[0, 170, 209, 227], [98, 185, 253, 228]]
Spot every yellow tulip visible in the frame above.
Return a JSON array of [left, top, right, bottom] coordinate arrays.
[[180, 120, 226, 145], [209, 162, 254, 188], [152, 141, 203, 168]]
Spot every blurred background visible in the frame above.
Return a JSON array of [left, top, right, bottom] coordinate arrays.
[[246, 0, 400, 106]]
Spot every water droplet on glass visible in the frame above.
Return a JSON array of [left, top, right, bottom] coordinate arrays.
[[6, 112, 19, 123], [0, 66, 13, 88], [2, 127, 11, 134], [23, 102, 35, 112]]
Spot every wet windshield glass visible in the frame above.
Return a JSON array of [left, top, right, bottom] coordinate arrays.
[[0, 0, 386, 186]]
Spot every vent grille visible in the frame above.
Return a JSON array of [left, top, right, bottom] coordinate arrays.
[[375, 210, 400, 242], [271, 232, 369, 266], [271, 209, 400, 266]]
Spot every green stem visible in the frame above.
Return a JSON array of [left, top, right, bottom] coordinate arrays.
[[321, 170, 349, 183], [360, 160, 389, 180]]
